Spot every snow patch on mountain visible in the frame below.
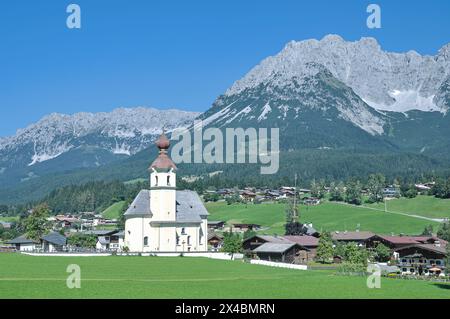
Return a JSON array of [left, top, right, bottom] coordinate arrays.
[[363, 90, 440, 113], [226, 35, 450, 113], [258, 103, 272, 122], [0, 107, 199, 167], [225, 105, 252, 124]]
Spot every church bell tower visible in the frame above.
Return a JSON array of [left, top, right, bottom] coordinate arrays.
[[149, 131, 177, 222]]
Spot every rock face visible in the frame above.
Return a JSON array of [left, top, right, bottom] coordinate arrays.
[[226, 35, 450, 113], [0, 107, 199, 177], [198, 35, 450, 152]]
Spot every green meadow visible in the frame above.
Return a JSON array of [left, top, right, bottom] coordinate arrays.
[[0, 254, 449, 299], [206, 200, 442, 235], [366, 195, 450, 219], [102, 201, 126, 220], [0, 216, 19, 223]]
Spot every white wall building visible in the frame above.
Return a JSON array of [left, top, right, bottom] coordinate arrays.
[[124, 132, 208, 253]]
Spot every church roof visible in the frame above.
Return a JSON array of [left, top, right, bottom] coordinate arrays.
[[124, 190, 152, 216], [150, 152, 177, 170], [124, 189, 208, 223], [176, 190, 209, 222], [149, 132, 177, 171]]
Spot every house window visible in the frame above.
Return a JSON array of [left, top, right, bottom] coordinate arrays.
[[167, 176, 170, 186], [144, 236, 148, 246], [187, 236, 191, 245], [436, 260, 441, 265], [155, 176, 158, 186], [402, 268, 407, 272], [181, 227, 186, 235], [410, 268, 414, 273], [401, 259, 407, 263]]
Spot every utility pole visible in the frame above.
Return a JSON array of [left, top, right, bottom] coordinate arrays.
[[293, 173, 298, 222]]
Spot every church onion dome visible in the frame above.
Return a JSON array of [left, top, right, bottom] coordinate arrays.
[[149, 131, 177, 171], [155, 132, 170, 150]]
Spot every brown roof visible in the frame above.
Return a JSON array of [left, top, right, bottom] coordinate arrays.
[[149, 132, 177, 170], [377, 235, 430, 245], [395, 244, 447, 255], [207, 232, 223, 241], [331, 231, 375, 241], [282, 235, 319, 247], [155, 132, 170, 149], [150, 152, 177, 170]]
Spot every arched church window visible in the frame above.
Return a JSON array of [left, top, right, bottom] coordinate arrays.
[[144, 236, 148, 246], [199, 227, 204, 244]]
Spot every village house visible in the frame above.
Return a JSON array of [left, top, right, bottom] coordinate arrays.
[[0, 221, 12, 229], [232, 223, 261, 232], [264, 190, 280, 200], [243, 235, 317, 264], [207, 220, 225, 230], [383, 186, 400, 198], [6, 235, 39, 251], [207, 232, 224, 251], [303, 197, 321, 206], [240, 190, 257, 202], [366, 235, 445, 250], [124, 132, 209, 253], [7, 232, 67, 252], [96, 231, 124, 251], [54, 215, 80, 229], [331, 231, 376, 247], [41, 232, 67, 252], [282, 235, 319, 262], [395, 244, 447, 276], [253, 242, 306, 263]]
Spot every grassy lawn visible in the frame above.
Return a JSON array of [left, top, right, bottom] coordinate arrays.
[[206, 201, 440, 235], [102, 201, 126, 220], [365, 195, 450, 219], [0, 253, 449, 299], [0, 216, 19, 223]]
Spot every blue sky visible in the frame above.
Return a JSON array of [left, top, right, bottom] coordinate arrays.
[[0, 0, 449, 136]]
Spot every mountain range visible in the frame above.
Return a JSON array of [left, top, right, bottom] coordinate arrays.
[[0, 108, 199, 188], [1, 35, 450, 204]]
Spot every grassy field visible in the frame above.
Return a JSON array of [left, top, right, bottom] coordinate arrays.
[[206, 201, 441, 235], [366, 195, 450, 219], [0, 216, 19, 223], [102, 201, 126, 220], [0, 253, 449, 299]]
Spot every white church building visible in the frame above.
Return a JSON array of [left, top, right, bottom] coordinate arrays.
[[124, 132, 209, 252]]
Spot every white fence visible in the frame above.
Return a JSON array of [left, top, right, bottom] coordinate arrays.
[[20, 251, 244, 260], [22, 252, 111, 257], [136, 252, 243, 260], [250, 259, 308, 270]]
